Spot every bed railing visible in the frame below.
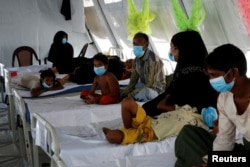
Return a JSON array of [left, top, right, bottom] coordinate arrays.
[[12, 88, 33, 166], [31, 112, 66, 167]]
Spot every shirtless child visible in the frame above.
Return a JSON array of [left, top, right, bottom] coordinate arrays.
[[80, 53, 120, 105]]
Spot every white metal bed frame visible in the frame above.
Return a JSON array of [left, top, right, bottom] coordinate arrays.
[[4, 68, 21, 145], [12, 88, 33, 166], [5, 65, 177, 167], [31, 112, 66, 167], [30, 110, 177, 167]]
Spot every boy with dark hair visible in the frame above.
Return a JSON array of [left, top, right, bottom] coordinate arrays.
[[80, 53, 120, 105], [92, 52, 109, 65], [175, 44, 250, 167], [18, 69, 64, 97]]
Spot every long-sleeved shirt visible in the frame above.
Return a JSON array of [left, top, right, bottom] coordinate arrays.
[[122, 49, 166, 97], [213, 91, 250, 151]]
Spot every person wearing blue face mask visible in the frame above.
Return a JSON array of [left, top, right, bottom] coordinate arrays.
[[122, 32, 166, 102], [142, 30, 218, 118], [175, 44, 250, 167], [168, 51, 175, 62], [209, 69, 234, 92], [80, 53, 120, 105], [18, 69, 64, 97], [48, 31, 74, 74]]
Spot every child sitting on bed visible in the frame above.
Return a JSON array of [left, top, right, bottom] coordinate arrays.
[[18, 69, 63, 97], [102, 96, 210, 145], [80, 53, 120, 105]]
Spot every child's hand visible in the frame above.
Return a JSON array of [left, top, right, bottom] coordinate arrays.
[[49, 80, 64, 90], [85, 95, 95, 104], [56, 78, 64, 86], [211, 119, 219, 135]]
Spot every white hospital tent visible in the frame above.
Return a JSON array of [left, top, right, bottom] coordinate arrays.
[[0, 0, 250, 74], [1, 0, 250, 167]]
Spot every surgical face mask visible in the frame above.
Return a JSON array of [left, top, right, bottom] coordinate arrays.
[[42, 82, 53, 89], [133, 46, 145, 58], [201, 107, 218, 128], [94, 66, 106, 76], [209, 70, 234, 92], [62, 38, 67, 44], [168, 51, 175, 61]]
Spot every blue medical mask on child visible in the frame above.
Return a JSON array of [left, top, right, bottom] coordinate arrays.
[[168, 51, 175, 61], [42, 82, 52, 89], [209, 70, 234, 92], [133, 46, 145, 58], [201, 107, 218, 128], [94, 66, 106, 76], [62, 38, 67, 44]]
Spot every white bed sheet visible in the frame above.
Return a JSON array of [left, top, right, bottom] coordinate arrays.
[[67, 152, 176, 167], [34, 113, 176, 167], [9, 65, 177, 166], [14, 79, 129, 98], [28, 95, 177, 167], [29, 94, 244, 167], [58, 132, 176, 167], [8, 64, 130, 97], [26, 95, 126, 124]]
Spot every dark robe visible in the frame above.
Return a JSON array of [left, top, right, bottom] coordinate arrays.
[[48, 31, 74, 74]]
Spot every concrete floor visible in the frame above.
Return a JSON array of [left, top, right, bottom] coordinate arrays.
[[0, 98, 50, 167], [0, 101, 26, 167]]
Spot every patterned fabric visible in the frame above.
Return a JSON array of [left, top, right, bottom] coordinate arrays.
[[151, 105, 208, 140], [120, 104, 208, 145], [122, 49, 166, 99]]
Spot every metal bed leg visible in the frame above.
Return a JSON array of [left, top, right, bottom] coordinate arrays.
[[32, 140, 39, 167]]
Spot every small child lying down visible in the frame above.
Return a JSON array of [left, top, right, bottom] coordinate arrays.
[[18, 69, 63, 97]]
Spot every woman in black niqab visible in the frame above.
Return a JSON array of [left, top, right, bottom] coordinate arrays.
[[48, 31, 74, 74]]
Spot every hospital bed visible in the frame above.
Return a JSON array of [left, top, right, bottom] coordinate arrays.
[[12, 85, 177, 167], [30, 103, 177, 167], [28, 96, 244, 167], [8, 64, 128, 98], [15, 81, 245, 167], [8, 64, 177, 167]]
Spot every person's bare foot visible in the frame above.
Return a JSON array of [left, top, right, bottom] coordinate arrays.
[[102, 128, 123, 144], [102, 127, 111, 135]]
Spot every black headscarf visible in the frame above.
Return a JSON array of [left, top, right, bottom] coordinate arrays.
[[142, 31, 218, 116], [48, 31, 74, 74], [167, 30, 217, 112], [171, 30, 208, 74]]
